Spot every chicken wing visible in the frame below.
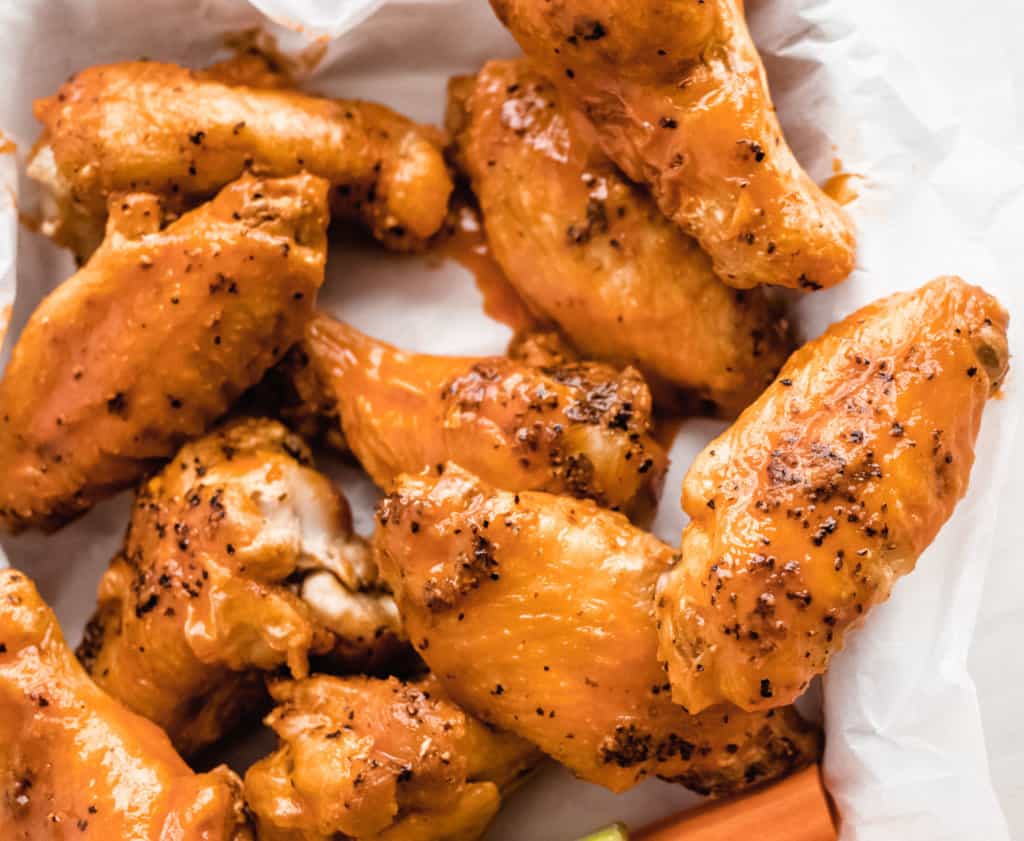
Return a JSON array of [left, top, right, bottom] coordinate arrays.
[[78, 418, 404, 755], [657, 277, 1009, 713], [374, 465, 821, 794], [245, 674, 540, 841], [0, 173, 328, 532], [0, 568, 251, 840], [448, 60, 791, 416], [291, 312, 667, 511], [489, 0, 856, 291], [30, 59, 452, 258]]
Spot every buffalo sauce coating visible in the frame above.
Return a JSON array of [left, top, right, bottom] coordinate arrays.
[[447, 59, 792, 417], [658, 276, 1010, 713], [374, 465, 821, 795], [0, 569, 250, 840], [300, 313, 667, 513], [32, 60, 451, 252], [245, 674, 539, 841], [490, 0, 856, 290], [79, 418, 403, 756], [0, 172, 328, 531]]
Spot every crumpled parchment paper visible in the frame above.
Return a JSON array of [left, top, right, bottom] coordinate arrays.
[[0, 1, 1020, 839]]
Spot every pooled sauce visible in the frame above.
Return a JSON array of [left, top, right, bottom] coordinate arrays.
[[823, 157, 860, 206], [0, 132, 14, 155], [431, 202, 535, 331]]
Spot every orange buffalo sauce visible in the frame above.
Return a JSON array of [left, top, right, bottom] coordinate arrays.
[[823, 157, 860, 206], [431, 202, 535, 331]]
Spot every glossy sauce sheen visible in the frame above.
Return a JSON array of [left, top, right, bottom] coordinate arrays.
[[0, 569, 250, 840], [0, 173, 329, 531], [448, 59, 793, 416], [657, 277, 1010, 712], [80, 418, 402, 756], [491, 0, 857, 290], [245, 674, 539, 841], [375, 465, 821, 794], [32, 59, 452, 255], [299, 313, 667, 512]]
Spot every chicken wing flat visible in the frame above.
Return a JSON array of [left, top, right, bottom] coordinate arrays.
[[448, 60, 791, 416], [292, 313, 667, 511], [78, 418, 404, 755], [246, 674, 540, 841], [657, 277, 1009, 713], [374, 465, 821, 794], [490, 0, 856, 291], [0, 173, 328, 532], [30, 59, 452, 258], [0, 569, 251, 840]]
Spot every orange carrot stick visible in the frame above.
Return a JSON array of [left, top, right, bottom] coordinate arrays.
[[634, 765, 837, 841]]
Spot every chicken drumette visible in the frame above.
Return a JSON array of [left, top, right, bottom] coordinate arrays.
[[246, 674, 540, 841], [30, 58, 451, 258], [286, 313, 667, 512], [658, 277, 1009, 712], [0, 173, 328, 532], [374, 465, 821, 794], [0, 569, 251, 840], [78, 418, 404, 755], [489, 0, 856, 290], [448, 59, 791, 416]]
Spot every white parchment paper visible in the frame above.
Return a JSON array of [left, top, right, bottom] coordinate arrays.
[[0, 2, 1021, 839]]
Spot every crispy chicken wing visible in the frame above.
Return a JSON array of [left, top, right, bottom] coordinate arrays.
[[30, 59, 452, 258], [490, 0, 856, 291], [0, 569, 251, 840], [78, 418, 404, 755], [292, 313, 667, 511], [374, 465, 821, 794], [657, 277, 1010, 713], [0, 173, 328, 532], [246, 674, 539, 841], [448, 60, 791, 416]]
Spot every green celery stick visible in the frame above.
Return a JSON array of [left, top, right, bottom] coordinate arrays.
[[576, 823, 629, 841]]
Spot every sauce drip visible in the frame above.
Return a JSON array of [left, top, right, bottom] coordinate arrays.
[[823, 158, 860, 206], [431, 203, 535, 331]]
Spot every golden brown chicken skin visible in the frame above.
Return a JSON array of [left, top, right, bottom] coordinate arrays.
[[490, 0, 856, 291], [657, 277, 1010, 713], [0, 173, 328, 532], [79, 418, 404, 755], [0, 569, 251, 841], [30, 59, 452, 257], [374, 465, 821, 794], [294, 313, 667, 512], [448, 60, 791, 416], [246, 674, 540, 841]]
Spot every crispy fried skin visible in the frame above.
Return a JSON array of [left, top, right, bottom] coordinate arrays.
[[79, 418, 404, 755], [295, 313, 666, 511], [374, 465, 821, 794], [489, 0, 856, 290], [0, 569, 251, 840], [658, 277, 1010, 713], [245, 674, 539, 841], [31, 60, 452, 257], [448, 60, 791, 415], [0, 173, 328, 532]]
